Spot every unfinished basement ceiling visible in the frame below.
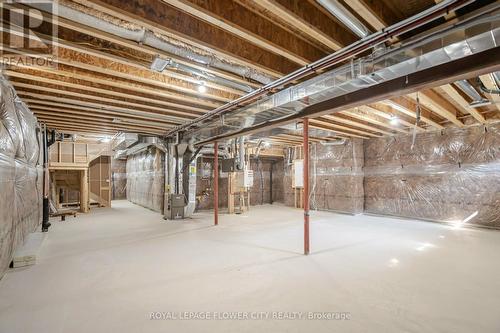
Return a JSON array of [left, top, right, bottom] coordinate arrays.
[[1, 0, 499, 145]]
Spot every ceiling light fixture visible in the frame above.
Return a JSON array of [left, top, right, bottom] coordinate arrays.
[[390, 116, 399, 125], [100, 136, 111, 143], [198, 81, 207, 93]]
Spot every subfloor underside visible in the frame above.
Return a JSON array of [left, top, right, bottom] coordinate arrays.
[[1, 201, 499, 333]]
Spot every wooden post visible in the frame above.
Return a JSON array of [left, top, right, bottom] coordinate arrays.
[[80, 169, 89, 213], [214, 142, 219, 226], [303, 118, 310, 255]]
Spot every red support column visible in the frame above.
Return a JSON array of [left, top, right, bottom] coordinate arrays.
[[214, 141, 219, 226], [303, 118, 310, 255]]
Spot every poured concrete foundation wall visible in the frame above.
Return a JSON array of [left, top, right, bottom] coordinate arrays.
[[0, 76, 42, 278]]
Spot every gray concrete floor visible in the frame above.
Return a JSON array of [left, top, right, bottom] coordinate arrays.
[[1, 200, 499, 333]]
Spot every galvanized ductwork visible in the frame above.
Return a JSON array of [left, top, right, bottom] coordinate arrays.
[[177, 2, 500, 144], [455, 80, 491, 107]]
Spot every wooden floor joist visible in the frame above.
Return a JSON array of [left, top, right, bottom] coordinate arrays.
[[32, 109, 174, 130], [159, 0, 327, 66], [16, 87, 202, 121], [6, 70, 221, 109], [78, 0, 294, 76], [11, 78, 207, 117], [385, 98, 445, 130], [322, 114, 394, 136], [28, 104, 176, 126], [311, 118, 382, 137], [408, 90, 465, 127], [439, 84, 486, 123]]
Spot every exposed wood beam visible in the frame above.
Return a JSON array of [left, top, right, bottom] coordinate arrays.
[[5, 70, 211, 115], [160, 0, 326, 65], [11, 82, 205, 119], [37, 119, 166, 137], [46, 11, 261, 89], [45, 128, 115, 137], [365, 104, 426, 132], [27, 102, 176, 125], [9, 64, 231, 104], [408, 90, 465, 127], [32, 109, 174, 130], [45, 125, 118, 136], [36, 113, 168, 132], [384, 98, 445, 130], [322, 114, 394, 136], [308, 122, 370, 139], [81, 0, 296, 76], [5, 70, 220, 109], [39, 119, 163, 135], [312, 118, 381, 137], [439, 84, 486, 123], [343, 0, 397, 31], [249, 0, 356, 51], [0, 17, 249, 96], [356, 105, 415, 133]]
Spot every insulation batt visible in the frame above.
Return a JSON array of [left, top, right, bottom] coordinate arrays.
[[282, 124, 499, 228], [0, 75, 42, 278], [364, 124, 500, 227], [111, 158, 127, 200], [126, 147, 164, 212]]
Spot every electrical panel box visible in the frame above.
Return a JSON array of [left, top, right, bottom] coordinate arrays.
[[292, 159, 303, 188], [221, 158, 236, 172]]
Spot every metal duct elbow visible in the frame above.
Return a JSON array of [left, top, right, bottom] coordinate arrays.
[[492, 72, 500, 89], [455, 80, 491, 107], [316, 0, 371, 37]]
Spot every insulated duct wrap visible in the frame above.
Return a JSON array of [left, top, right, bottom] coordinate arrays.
[[0, 75, 42, 278], [126, 147, 164, 212]]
